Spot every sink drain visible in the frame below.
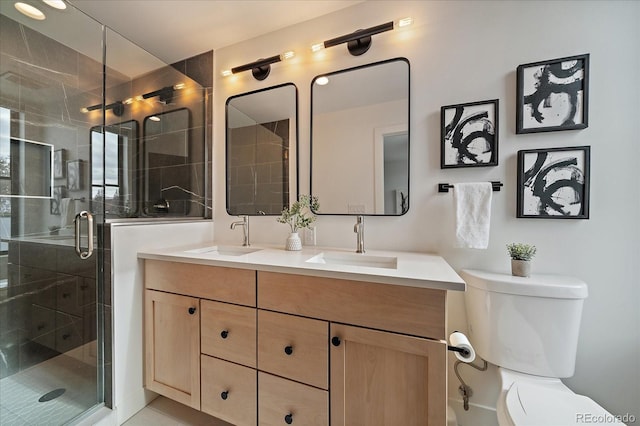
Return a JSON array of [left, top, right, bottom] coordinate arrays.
[[39, 388, 66, 402]]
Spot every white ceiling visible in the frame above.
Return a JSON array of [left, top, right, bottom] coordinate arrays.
[[69, 0, 364, 64]]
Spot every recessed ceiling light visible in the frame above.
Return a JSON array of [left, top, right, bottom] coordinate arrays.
[[149, 116, 161, 122], [42, 0, 67, 10], [15, 2, 46, 20], [315, 76, 329, 86]]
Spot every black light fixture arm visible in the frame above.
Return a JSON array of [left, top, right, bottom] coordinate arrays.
[[323, 21, 394, 49], [231, 55, 282, 74]]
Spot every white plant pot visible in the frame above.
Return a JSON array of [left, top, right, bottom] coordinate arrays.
[[286, 232, 302, 251], [511, 259, 531, 277]]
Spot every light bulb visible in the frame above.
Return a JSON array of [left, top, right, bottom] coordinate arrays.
[[311, 43, 325, 53], [281, 51, 295, 60], [398, 17, 413, 28], [221, 69, 233, 77], [42, 0, 66, 10], [15, 2, 45, 20]]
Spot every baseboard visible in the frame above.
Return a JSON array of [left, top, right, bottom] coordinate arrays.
[[449, 398, 498, 426]]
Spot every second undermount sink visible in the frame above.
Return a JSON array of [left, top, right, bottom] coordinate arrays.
[[184, 245, 261, 256], [306, 251, 398, 269]]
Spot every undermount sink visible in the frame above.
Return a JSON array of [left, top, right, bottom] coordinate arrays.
[[184, 245, 261, 256], [306, 252, 398, 269]]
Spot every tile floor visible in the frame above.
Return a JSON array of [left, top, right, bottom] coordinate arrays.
[[0, 353, 97, 425], [123, 397, 231, 426]]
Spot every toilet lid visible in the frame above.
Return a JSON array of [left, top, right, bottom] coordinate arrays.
[[505, 381, 620, 425]]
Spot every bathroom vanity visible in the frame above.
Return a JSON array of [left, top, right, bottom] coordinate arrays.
[[138, 245, 464, 425]]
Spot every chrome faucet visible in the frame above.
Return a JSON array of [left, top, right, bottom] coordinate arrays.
[[230, 215, 250, 246], [354, 215, 365, 253]]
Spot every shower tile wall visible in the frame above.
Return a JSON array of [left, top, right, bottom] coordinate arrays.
[[228, 119, 289, 214]]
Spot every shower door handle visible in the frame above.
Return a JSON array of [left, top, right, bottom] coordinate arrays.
[[74, 211, 94, 260]]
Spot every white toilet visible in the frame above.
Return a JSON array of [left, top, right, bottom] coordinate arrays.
[[460, 269, 621, 425]]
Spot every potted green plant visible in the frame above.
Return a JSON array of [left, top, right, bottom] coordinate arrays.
[[506, 243, 537, 277], [277, 195, 319, 251]]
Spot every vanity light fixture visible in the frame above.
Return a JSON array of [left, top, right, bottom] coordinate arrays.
[[223, 51, 295, 81], [81, 101, 125, 117], [312, 17, 413, 56], [15, 2, 46, 20], [139, 83, 185, 104]]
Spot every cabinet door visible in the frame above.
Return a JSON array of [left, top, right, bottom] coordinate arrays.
[[145, 290, 200, 409], [330, 323, 446, 426]]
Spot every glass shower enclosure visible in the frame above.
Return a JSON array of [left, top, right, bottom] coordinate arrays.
[[0, 2, 206, 424]]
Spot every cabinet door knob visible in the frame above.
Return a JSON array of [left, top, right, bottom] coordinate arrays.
[[331, 336, 341, 346], [188, 307, 196, 315], [284, 413, 293, 424], [284, 345, 294, 355], [220, 330, 229, 339], [220, 390, 229, 400]]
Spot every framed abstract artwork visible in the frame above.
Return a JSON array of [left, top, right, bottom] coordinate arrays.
[[441, 99, 498, 168], [50, 185, 65, 215], [53, 149, 65, 178], [517, 146, 590, 219], [516, 54, 589, 134], [67, 159, 83, 191]]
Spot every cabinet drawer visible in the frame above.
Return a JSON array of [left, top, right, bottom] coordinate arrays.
[[258, 271, 446, 339], [258, 310, 328, 389], [201, 300, 256, 368], [145, 260, 256, 306], [258, 372, 328, 426], [201, 355, 257, 426]]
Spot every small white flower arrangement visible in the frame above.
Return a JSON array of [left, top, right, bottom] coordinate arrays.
[[276, 195, 320, 233]]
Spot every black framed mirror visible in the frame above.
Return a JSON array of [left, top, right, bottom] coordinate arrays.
[[310, 58, 410, 215], [143, 108, 192, 216], [226, 83, 298, 215], [90, 120, 139, 217]]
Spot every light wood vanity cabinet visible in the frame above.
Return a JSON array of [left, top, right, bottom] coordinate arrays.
[[144, 260, 447, 425], [144, 289, 201, 409]]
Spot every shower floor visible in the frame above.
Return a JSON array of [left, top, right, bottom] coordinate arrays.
[[0, 351, 97, 425]]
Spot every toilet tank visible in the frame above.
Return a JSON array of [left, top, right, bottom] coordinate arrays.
[[460, 269, 588, 378]]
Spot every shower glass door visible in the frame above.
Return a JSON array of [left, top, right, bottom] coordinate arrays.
[[0, 4, 105, 425]]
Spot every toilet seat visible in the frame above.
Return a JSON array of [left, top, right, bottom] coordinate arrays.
[[503, 380, 621, 425]]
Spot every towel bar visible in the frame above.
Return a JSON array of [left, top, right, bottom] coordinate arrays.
[[438, 181, 503, 193]]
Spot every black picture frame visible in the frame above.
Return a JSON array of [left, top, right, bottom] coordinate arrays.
[[517, 146, 590, 219], [441, 99, 498, 168], [516, 54, 589, 134]]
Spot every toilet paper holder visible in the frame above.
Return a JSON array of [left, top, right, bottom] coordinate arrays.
[[447, 344, 471, 357]]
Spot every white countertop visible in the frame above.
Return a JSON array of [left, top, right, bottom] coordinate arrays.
[[138, 243, 465, 292]]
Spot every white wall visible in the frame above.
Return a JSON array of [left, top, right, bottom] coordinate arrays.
[[110, 220, 214, 424], [213, 1, 640, 422]]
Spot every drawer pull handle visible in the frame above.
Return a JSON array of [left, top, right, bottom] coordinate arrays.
[[331, 336, 341, 346], [284, 413, 293, 424], [284, 345, 294, 356], [62, 292, 71, 298], [220, 330, 229, 339], [37, 323, 46, 331], [62, 333, 71, 340], [188, 307, 197, 315], [220, 390, 229, 400]]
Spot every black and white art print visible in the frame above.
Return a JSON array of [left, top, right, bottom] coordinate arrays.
[[516, 54, 589, 134], [517, 146, 590, 219], [441, 99, 498, 168]]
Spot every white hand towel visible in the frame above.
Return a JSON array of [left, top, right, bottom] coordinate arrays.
[[453, 182, 492, 249], [60, 198, 76, 228]]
